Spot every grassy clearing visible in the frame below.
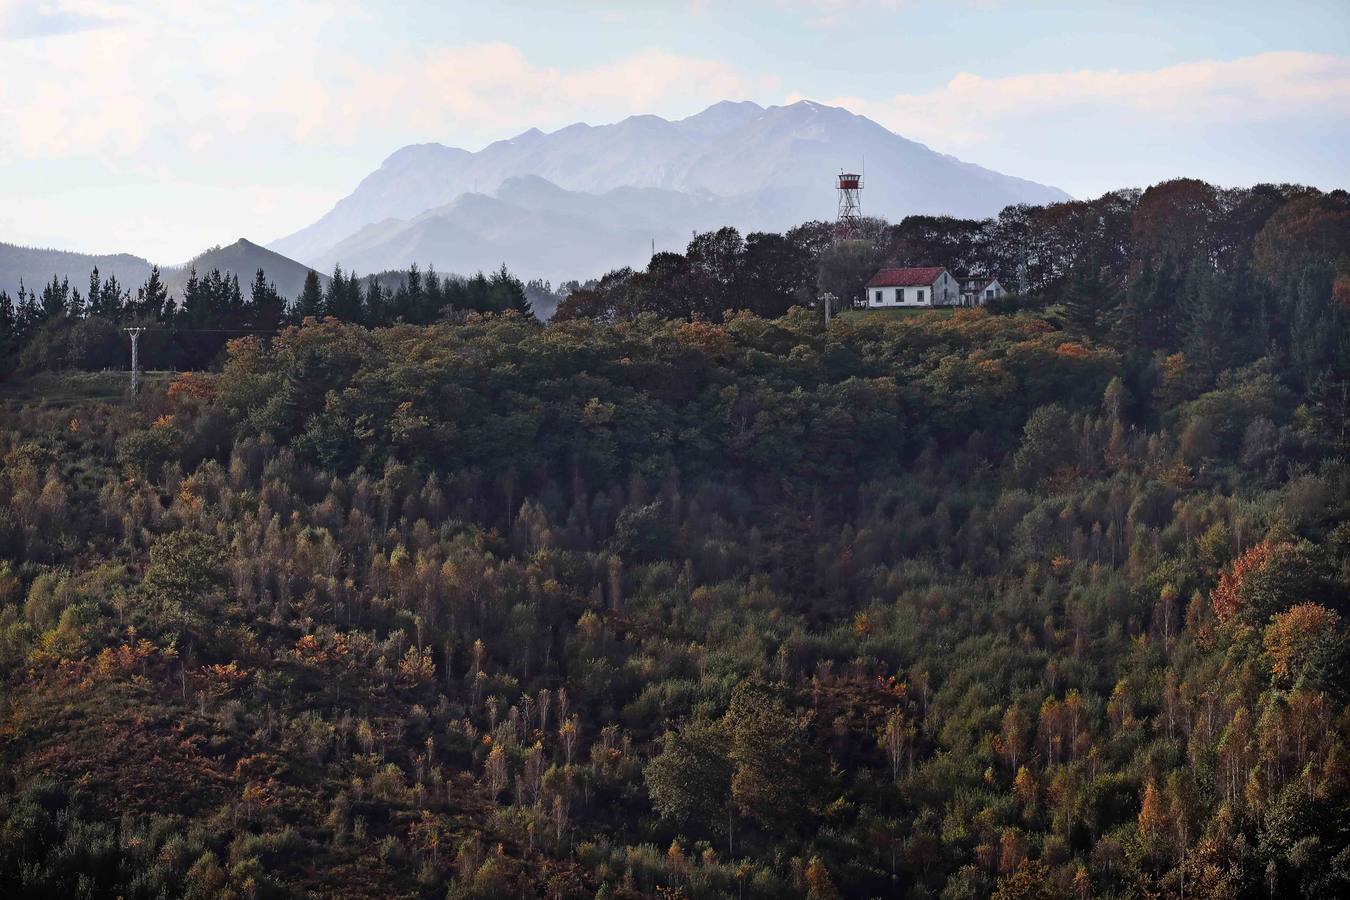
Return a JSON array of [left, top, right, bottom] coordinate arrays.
[[0, 370, 174, 408], [835, 306, 959, 321]]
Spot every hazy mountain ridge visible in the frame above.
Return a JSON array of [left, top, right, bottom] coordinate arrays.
[[307, 176, 754, 280], [0, 239, 324, 304], [271, 100, 1071, 280], [0, 243, 155, 297]]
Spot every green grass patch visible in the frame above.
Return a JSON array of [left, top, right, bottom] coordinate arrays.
[[0, 370, 175, 408], [836, 306, 959, 321]]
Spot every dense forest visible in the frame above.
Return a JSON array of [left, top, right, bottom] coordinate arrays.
[[0, 178, 1348, 899], [0, 262, 537, 376]]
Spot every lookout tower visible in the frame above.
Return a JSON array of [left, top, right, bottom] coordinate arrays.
[[836, 170, 863, 241]]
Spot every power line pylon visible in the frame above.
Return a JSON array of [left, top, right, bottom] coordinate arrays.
[[124, 327, 145, 398]]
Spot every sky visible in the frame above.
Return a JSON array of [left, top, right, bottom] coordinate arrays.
[[0, 0, 1347, 263]]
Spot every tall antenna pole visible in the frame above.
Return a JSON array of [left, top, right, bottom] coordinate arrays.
[[124, 327, 145, 398]]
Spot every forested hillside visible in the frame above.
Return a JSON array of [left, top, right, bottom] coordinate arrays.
[[0, 179, 1348, 898]]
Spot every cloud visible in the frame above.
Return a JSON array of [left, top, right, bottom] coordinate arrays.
[[817, 52, 1350, 148], [333, 42, 773, 144], [0, 0, 123, 39], [0, 4, 772, 163]]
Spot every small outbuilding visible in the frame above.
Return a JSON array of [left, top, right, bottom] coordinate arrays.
[[960, 277, 1008, 306]]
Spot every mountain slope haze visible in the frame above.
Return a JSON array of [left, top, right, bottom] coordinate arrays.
[[273, 100, 1070, 280]]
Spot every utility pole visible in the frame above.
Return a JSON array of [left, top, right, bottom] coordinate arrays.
[[821, 292, 836, 325], [124, 327, 145, 398]]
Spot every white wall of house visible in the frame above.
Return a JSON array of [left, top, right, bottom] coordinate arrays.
[[868, 286, 920, 307], [932, 270, 958, 306], [866, 270, 959, 308]]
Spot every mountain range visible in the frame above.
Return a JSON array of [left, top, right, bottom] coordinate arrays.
[[1, 100, 1070, 299], [271, 100, 1070, 282]]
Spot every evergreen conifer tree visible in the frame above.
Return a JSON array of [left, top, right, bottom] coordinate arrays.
[[136, 266, 169, 322], [490, 264, 533, 317], [364, 277, 387, 325], [247, 269, 286, 331], [40, 275, 70, 320], [0, 290, 15, 364], [293, 269, 325, 322]]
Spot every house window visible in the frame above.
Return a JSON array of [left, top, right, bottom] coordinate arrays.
[[874, 290, 882, 304], [985, 288, 995, 299], [895, 288, 904, 303], [916, 289, 925, 303]]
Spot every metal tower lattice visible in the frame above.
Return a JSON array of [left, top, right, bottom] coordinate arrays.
[[124, 327, 145, 398], [835, 171, 863, 242]]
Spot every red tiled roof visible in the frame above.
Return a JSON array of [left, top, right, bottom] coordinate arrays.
[[866, 266, 946, 288]]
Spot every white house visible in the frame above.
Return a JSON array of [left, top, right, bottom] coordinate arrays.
[[960, 277, 1009, 306], [864, 266, 960, 308]]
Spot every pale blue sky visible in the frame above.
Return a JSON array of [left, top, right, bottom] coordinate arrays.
[[1, 0, 1346, 262]]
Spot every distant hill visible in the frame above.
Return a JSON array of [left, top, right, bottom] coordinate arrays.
[[0, 243, 153, 298], [272, 99, 1071, 281], [0, 238, 324, 304], [164, 239, 327, 302]]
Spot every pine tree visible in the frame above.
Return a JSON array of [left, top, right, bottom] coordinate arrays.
[[325, 265, 363, 322], [84, 266, 126, 320], [179, 268, 204, 326], [423, 266, 445, 320], [293, 270, 325, 322], [136, 266, 169, 322], [225, 272, 245, 329], [102, 272, 127, 321], [40, 275, 70, 320], [404, 264, 425, 322], [388, 265, 425, 322], [174, 267, 240, 367], [364, 277, 387, 325], [342, 271, 366, 324], [490, 264, 533, 318], [0, 290, 16, 365], [247, 269, 285, 332], [87, 268, 106, 318], [16, 280, 41, 333], [462, 271, 492, 314]]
